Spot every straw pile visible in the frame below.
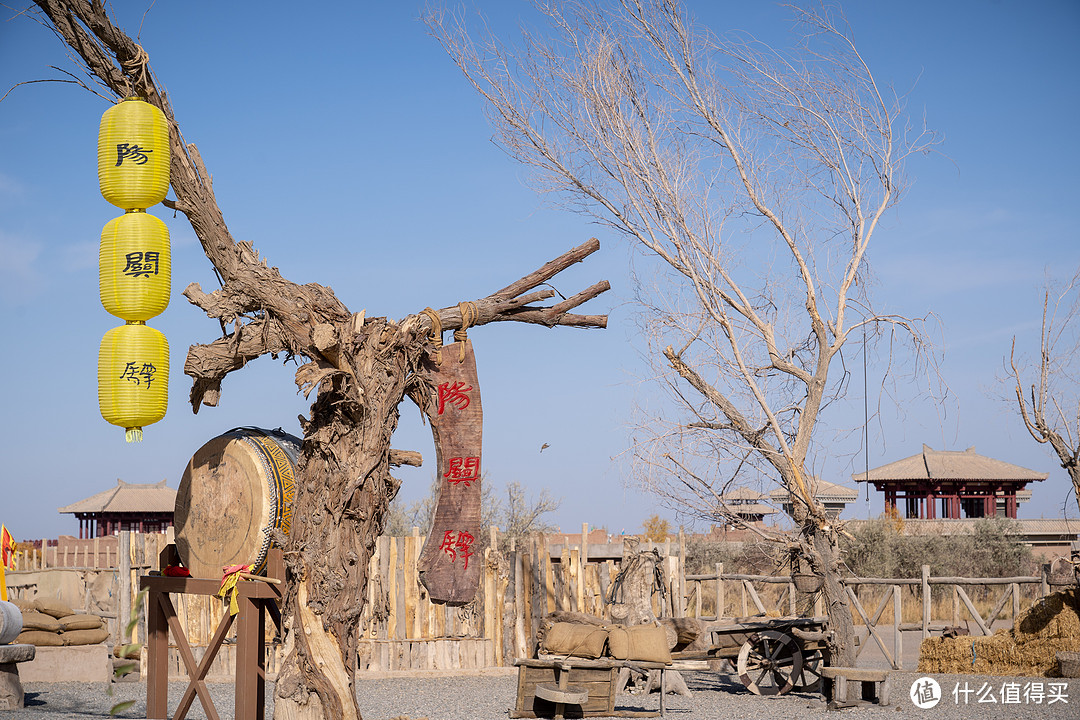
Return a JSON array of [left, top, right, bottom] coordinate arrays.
[[919, 588, 1080, 677]]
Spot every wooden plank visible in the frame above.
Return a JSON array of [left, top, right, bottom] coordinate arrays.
[[544, 537, 555, 615], [416, 341, 484, 604], [378, 536, 390, 640], [397, 537, 408, 640], [743, 580, 767, 615], [565, 548, 574, 613], [572, 548, 583, 614], [497, 560, 509, 666], [956, 586, 992, 636], [893, 585, 903, 670], [404, 534, 419, 639], [514, 550, 526, 660]]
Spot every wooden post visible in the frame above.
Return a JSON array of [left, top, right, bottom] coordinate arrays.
[[921, 565, 931, 640], [677, 527, 686, 618], [145, 589, 168, 719], [1041, 563, 1051, 598], [952, 585, 960, 627], [741, 578, 748, 617], [715, 562, 724, 620], [892, 585, 903, 670], [119, 531, 131, 647], [1012, 582, 1020, 624], [581, 522, 589, 567]]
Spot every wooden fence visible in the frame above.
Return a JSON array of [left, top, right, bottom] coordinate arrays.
[[5, 528, 1072, 675]]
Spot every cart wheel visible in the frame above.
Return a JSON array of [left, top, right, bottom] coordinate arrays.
[[737, 630, 803, 696], [795, 649, 823, 692]]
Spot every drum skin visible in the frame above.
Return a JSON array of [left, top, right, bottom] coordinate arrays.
[[174, 427, 300, 578]]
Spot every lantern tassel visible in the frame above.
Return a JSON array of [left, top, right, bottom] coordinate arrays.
[[125, 427, 143, 443]]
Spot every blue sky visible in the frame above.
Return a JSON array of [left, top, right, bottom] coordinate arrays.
[[0, 1, 1077, 541]]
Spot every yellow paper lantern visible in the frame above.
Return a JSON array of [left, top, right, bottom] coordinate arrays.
[[99, 211, 171, 322], [98, 323, 169, 442], [98, 97, 170, 210]]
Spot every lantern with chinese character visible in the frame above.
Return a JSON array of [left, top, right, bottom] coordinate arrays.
[[98, 323, 169, 443], [99, 211, 171, 321], [98, 97, 170, 210]]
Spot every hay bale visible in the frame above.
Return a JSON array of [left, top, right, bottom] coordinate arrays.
[[919, 589, 1080, 677], [1013, 588, 1080, 643]]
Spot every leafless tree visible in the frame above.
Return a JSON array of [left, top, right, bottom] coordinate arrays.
[[25, 2, 608, 718], [427, 0, 936, 664], [1009, 270, 1080, 518]]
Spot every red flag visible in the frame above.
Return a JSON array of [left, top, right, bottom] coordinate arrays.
[[0, 525, 14, 569]]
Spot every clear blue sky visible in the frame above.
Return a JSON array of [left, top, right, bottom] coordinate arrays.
[[1, 1, 1077, 541]]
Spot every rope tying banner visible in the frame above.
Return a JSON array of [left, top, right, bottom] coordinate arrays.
[[454, 301, 478, 362], [422, 307, 443, 365]]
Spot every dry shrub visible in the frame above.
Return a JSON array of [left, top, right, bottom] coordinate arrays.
[[919, 588, 1080, 676]]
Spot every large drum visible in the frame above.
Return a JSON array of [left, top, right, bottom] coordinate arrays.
[[174, 427, 300, 578]]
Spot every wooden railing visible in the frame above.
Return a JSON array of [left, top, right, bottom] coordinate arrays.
[[681, 563, 1064, 670]]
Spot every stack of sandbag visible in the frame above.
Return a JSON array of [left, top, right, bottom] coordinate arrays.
[[9, 597, 110, 647], [539, 620, 672, 664]]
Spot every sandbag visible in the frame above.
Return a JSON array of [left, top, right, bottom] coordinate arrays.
[[14, 630, 64, 647], [61, 627, 110, 646], [607, 625, 671, 663], [541, 622, 609, 659], [20, 611, 61, 633], [34, 598, 74, 619], [59, 614, 103, 631], [8, 597, 35, 612]]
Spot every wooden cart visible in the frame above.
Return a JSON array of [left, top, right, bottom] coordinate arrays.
[[671, 616, 830, 696]]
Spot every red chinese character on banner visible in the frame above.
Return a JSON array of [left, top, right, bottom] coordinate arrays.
[[439, 530, 475, 570], [436, 381, 472, 415], [444, 456, 480, 486]]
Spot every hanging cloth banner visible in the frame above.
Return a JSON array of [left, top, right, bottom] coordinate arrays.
[[417, 339, 483, 604]]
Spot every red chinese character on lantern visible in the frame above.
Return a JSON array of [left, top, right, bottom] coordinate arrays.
[[439, 530, 475, 570], [444, 456, 480, 486], [436, 381, 472, 415]]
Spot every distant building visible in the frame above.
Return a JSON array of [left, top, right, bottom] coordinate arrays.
[[853, 445, 1047, 520], [58, 479, 176, 538], [769, 479, 858, 519], [717, 488, 778, 525]]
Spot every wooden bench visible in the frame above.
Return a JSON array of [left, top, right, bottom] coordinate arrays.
[[0, 644, 36, 710], [820, 666, 891, 707], [511, 657, 671, 718]]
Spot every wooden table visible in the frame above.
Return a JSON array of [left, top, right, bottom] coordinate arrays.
[[140, 548, 282, 720], [511, 657, 670, 718]]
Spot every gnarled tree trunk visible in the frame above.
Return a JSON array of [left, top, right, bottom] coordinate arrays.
[[30, 3, 610, 718]]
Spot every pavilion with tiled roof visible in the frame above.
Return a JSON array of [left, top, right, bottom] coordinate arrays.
[[718, 488, 778, 525], [58, 479, 176, 538], [853, 445, 1047, 520]]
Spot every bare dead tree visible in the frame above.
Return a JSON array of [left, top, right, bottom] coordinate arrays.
[[1009, 270, 1080, 519], [426, 0, 937, 665], [26, 2, 608, 718]]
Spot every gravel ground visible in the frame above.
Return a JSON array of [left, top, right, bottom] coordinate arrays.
[[4, 672, 1076, 720]]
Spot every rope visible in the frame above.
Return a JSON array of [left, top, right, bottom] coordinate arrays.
[[119, 44, 152, 97], [421, 307, 443, 365], [453, 301, 478, 362]]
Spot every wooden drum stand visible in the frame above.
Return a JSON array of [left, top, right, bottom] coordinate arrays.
[[140, 546, 284, 720]]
